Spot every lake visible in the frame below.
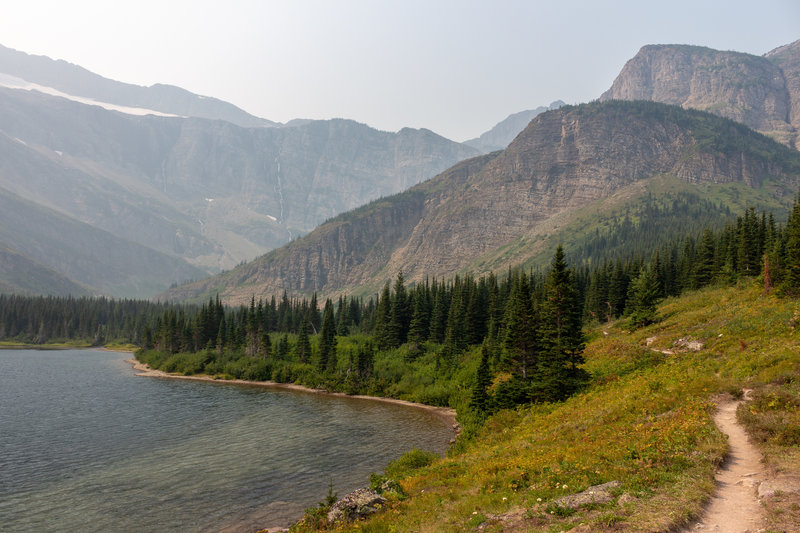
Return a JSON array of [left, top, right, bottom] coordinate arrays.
[[0, 349, 453, 532]]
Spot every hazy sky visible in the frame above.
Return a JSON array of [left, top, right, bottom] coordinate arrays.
[[1, 0, 798, 141]]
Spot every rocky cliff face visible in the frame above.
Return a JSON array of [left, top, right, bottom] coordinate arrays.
[[163, 101, 800, 305], [601, 42, 800, 149], [766, 40, 800, 148], [0, 84, 478, 296]]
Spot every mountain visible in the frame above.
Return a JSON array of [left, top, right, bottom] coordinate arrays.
[[0, 44, 276, 127], [161, 100, 800, 305], [0, 49, 480, 297], [0, 184, 207, 298], [0, 245, 91, 297], [464, 100, 565, 152], [765, 39, 800, 148], [0, 86, 478, 269], [600, 41, 800, 149]]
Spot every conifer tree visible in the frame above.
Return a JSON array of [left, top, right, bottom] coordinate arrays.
[[469, 342, 493, 414], [676, 237, 696, 291], [693, 228, 716, 288], [296, 317, 312, 363], [319, 299, 337, 372], [607, 260, 629, 318], [215, 318, 226, 354], [584, 262, 609, 322], [443, 278, 467, 361], [428, 285, 448, 344], [373, 282, 392, 349], [503, 271, 537, 380], [336, 296, 351, 336], [627, 265, 661, 328], [387, 272, 410, 347], [308, 292, 321, 333], [407, 290, 430, 344], [355, 342, 375, 378], [737, 208, 761, 276], [259, 331, 272, 360], [464, 278, 486, 346], [782, 195, 800, 294], [538, 246, 587, 401], [277, 334, 290, 358], [485, 273, 502, 342]]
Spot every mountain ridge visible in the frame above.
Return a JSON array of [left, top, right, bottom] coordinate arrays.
[[600, 40, 800, 149], [0, 44, 276, 127], [0, 79, 478, 296], [464, 100, 566, 152], [161, 100, 800, 305]]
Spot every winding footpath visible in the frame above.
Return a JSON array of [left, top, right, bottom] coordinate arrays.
[[685, 396, 765, 533]]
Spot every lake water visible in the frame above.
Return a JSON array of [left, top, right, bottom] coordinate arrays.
[[0, 349, 453, 532]]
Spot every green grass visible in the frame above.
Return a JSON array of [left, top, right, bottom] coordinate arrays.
[[103, 342, 138, 352], [294, 282, 800, 532], [458, 173, 793, 279], [0, 340, 93, 349]]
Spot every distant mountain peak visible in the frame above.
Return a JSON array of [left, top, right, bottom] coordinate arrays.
[[0, 43, 277, 128], [465, 100, 566, 153], [601, 40, 800, 150]]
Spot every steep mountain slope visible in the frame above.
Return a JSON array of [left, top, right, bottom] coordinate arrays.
[[0, 44, 275, 127], [0, 185, 207, 298], [600, 41, 800, 149], [0, 245, 91, 297], [464, 101, 565, 152], [766, 39, 800, 145], [0, 83, 478, 295], [162, 101, 800, 305]]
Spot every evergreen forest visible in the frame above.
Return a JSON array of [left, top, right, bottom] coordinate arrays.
[[4, 194, 800, 429]]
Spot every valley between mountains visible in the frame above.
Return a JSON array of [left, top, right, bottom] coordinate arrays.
[[3, 35, 800, 533]]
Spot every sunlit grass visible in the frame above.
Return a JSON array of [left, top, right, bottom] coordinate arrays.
[[295, 282, 800, 532]]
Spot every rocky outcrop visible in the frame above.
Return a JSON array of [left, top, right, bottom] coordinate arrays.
[[601, 42, 800, 149], [162, 100, 800, 305], [326, 488, 386, 523], [766, 40, 800, 149], [758, 476, 800, 499], [552, 481, 621, 509]]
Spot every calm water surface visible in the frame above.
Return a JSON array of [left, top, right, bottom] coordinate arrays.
[[0, 349, 452, 532]]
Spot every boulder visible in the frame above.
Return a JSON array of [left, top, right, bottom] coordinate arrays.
[[672, 337, 704, 352], [553, 481, 621, 509], [758, 476, 800, 499], [327, 488, 386, 523], [379, 478, 404, 496]]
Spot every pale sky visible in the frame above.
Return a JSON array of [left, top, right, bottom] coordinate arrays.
[[0, 0, 798, 141]]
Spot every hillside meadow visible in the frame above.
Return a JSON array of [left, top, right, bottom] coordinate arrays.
[[291, 282, 800, 532]]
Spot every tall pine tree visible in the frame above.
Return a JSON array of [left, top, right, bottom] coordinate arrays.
[[318, 299, 337, 371], [537, 246, 588, 401]]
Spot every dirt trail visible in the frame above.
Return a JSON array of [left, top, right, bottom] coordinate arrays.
[[685, 396, 765, 533]]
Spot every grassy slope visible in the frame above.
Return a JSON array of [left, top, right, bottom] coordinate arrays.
[[462, 174, 793, 275], [301, 283, 800, 532]]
